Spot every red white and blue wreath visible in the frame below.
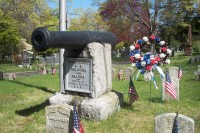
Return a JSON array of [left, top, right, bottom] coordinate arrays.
[[129, 35, 172, 89]]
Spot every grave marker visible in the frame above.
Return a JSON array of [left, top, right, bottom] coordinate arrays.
[[46, 104, 73, 133], [112, 68, 116, 80], [124, 67, 134, 80], [169, 67, 179, 79], [162, 77, 179, 101], [155, 113, 194, 133]]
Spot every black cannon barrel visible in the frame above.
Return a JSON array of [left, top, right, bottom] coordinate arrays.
[[31, 27, 117, 51]]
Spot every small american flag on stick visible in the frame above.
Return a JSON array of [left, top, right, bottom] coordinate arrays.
[[178, 64, 182, 80], [73, 103, 84, 133], [165, 70, 177, 99], [128, 76, 138, 106]]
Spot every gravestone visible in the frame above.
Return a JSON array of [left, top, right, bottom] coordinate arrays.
[[46, 104, 73, 133], [112, 68, 116, 80], [169, 67, 179, 79], [42, 67, 47, 75], [155, 113, 194, 133], [162, 77, 179, 101], [197, 65, 200, 73], [195, 56, 200, 63], [8, 73, 13, 80], [124, 67, 134, 80], [190, 57, 195, 64]]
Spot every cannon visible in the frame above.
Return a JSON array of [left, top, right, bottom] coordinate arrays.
[[31, 27, 117, 51]]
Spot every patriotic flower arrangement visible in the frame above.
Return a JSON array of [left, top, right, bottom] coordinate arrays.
[[129, 35, 171, 76]]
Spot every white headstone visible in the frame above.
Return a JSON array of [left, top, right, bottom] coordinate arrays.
[[155, 113, 194, 133], [8, 73, 13, 80], [112, 68, 116, 80], [162, 77, 179, 101], [197, 65, 200, 73], [46, 104, 73, 133], [42, 67, 46, 75], [169, 67, 179, 79], [124, 67, 134, 80]]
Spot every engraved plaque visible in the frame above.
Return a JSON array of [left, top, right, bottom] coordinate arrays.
[[65, 58, 92, 93]]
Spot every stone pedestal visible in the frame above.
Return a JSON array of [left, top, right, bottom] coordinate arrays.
[[49, 91, 123, 120]]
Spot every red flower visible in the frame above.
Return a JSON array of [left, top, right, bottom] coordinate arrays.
[[150, 59, 156, 65], [155, 56, 160, 62], [161, 47, 167, 52], [135, 44, 140, 49], [130, 56, 135, 62], [149, 35, 156, 40], [146, 65, 152, 71]]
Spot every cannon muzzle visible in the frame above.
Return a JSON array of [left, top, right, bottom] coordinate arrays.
[[31, 27, 117, 51]]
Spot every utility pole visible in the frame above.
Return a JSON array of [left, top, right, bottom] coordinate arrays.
[[59, 0, 66, 93]]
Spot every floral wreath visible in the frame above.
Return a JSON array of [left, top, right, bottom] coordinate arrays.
[[129, 35, 172, 88]]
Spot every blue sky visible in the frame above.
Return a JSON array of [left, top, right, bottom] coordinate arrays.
[[48, 0, 98, 12]]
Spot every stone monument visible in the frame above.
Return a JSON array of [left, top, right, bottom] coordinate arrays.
[[31, 28, 123, 121], [155, 113, 195, 133]]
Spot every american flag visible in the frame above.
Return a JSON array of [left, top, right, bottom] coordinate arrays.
[[178, 64, 182, 80], [165, 71, 177, 99], [118, 68, 123, 81], [73, 103, 84, 133], [128, 76, 138, 106], [172, 112, 179, 133]]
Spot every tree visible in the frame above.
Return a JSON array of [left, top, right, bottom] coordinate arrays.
[[69, 8, 108, 31], [0, 15, 20, 59], [0, 0, 59, 60], [99, 0, 166, 43], [159, 0, 200, 48]]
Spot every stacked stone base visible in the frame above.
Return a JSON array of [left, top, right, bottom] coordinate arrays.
[[49, 91, 123, 120]]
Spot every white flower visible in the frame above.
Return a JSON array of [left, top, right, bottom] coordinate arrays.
[[134, 53, 141, 59], [167, 49, 172, 55], [150, 55, 154, 59], [130, 45, 135, 51], [141, 61, 146, 67], [165, 59, 170, 64], [159, 53, 166, 59], [131, 63, 135, 67], [159, 41, 165, 46], [143, 36, 149, 42]]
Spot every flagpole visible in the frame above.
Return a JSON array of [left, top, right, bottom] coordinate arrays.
[[160, 75, 163, 114], [59, 0, 66, 93]]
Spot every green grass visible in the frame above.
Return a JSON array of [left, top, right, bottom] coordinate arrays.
[[0, 54, 200, 132]]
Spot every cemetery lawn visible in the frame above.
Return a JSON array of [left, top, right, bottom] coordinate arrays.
[[0, 54, 200, 133]]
